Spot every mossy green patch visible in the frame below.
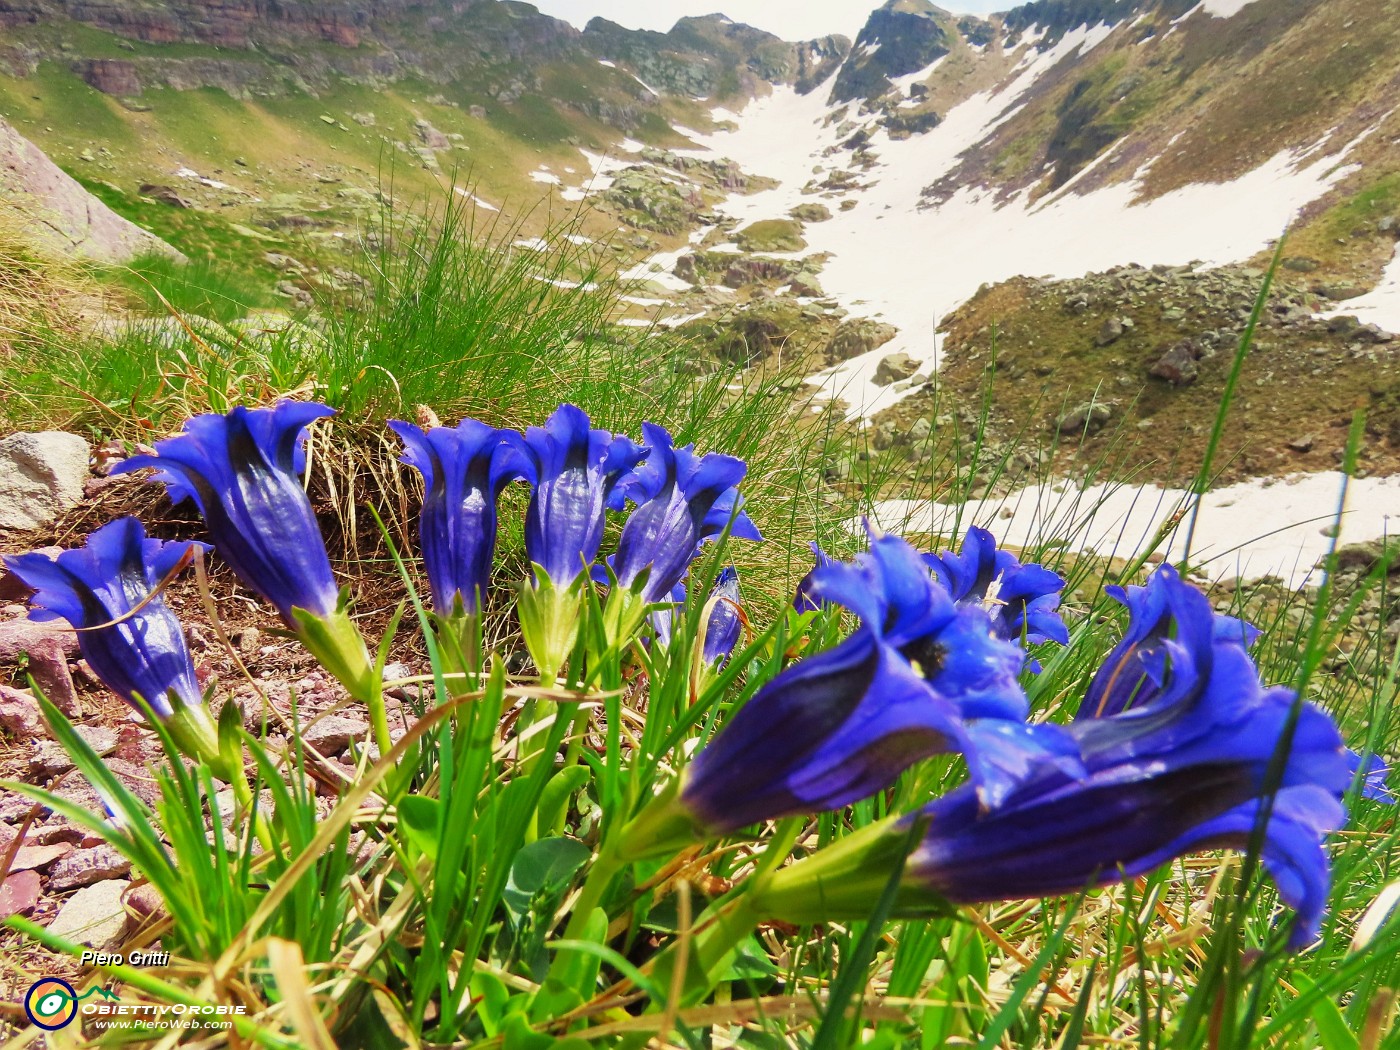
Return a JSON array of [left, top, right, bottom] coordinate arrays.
[[735, 219, 807, 253]]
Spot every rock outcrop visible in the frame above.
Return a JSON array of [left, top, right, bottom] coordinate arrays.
[[0, 117, 180, 263]]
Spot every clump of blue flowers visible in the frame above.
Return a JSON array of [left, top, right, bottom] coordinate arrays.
[[7, 397, 1390, 1031]]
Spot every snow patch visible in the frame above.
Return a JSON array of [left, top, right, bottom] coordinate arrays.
[[1189, 0, 1264, 17], [872, 471, 1400, 588], [684, 68, 1366, 419], [529, 168, 561, 186], [454, 188, 500, 211], [175, 167, 232, 190], [1326, 243, 1400, 333]]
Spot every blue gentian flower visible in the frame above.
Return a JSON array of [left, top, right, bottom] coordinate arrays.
[[389, 417, 528, 614], [1078, 566, 1246, 721], [612, 423, 761, 603], [512, 404, 647, 589], [113, 402, 386, 752], [925, 527, 1069, 647], [701, 567, 743, 668], [113, 401, 339, 627], [678, 533, 1028, 833], [3, 517, 206, 721], [648, 580, 688, 649], [896, 566, 1355, 949], [792, 542, 835, 613]]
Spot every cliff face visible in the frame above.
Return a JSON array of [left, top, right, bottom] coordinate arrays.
[[0, 1, 417, 48], [0, 1, 843, 101], [829, 0, 953, 104]]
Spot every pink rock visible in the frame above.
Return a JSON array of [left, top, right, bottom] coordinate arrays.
[[0, 620, 80, 716], [0, 619, 77, 661], [0, 684, 44, 737], [0, 870, 41, 916], [7, 840, 74, 872]]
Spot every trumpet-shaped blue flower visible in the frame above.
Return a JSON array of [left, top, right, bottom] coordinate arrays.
[[611, 423, 761, 603], [1079, 566, 1255, 721], [389, 418, 528, 614], [649, 569, 742, 667], [701, 566, 743, 667], [901, 566, 1354, 949], [511, 404, 647, 588], [925, 527, 1069, 647], [3, 517, 206, 720], [679, 533, 1028, 833], [113, 402, 339, 627], [648, 580, 688, 649], [792, 542, 835, 613]]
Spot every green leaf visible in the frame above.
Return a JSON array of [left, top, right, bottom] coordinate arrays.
[[535, 765, 591, 840], [1297, 975, 1360, 1050], [504, 837, 592, 927], [397, 796, 443, 864], [719, 934, 779, 981]]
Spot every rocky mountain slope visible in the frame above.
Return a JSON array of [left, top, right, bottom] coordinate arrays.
[[3, 0, 1399, 493]]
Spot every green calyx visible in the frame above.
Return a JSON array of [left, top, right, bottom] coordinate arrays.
[[517, 568, 585, 683], [614, 779, 708, 863], [750, 816, 953, 925]]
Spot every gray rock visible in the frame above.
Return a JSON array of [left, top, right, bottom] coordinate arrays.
[[0, 117, 181, 263], [873, 352, 920, 386], [413, 118, 449, 149], [1056, 402, 1113, 436], [301, 714, 370, 755], [1287, 435, 1315, 453], [1149, 342, 1200, 385], [138, 183, 193, 208], [47, 879, 131, 950], [1095, 317, 1124, 346], [0, 431, 90, 531], [47, 844, 132, 891], [30, 725, 118, 775], [908, 418, 933, 445]]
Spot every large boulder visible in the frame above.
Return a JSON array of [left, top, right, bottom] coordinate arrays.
[[0, 117, 180, 264], [0, 432, 90, 533], [873, 352, 920, 386], [825, 318, 898, 363]]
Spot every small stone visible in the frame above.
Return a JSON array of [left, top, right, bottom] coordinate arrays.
[[0, 870, 41, 916], [1288, 435, 1315, 453], [124, 883, 164, 921], [1149, 342, 1200, 385], [47, 879, 131, 950], [47, 844, 132, 891], [232, 626, 260, 655], [1056, 402, 1113, 436], [301, 714, 370, 755], [381, 662, 412, 685], [30, 725, 118, 775]]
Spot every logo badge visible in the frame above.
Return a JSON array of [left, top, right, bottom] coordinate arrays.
[[24, 977, 78, 1030]]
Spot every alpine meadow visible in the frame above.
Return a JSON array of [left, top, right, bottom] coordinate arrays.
[[2, 0, 1400, 1047]]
